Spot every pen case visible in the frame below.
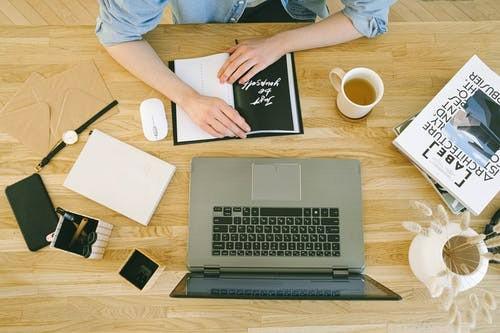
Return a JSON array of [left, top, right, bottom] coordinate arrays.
[[50, 208, 113, 260]]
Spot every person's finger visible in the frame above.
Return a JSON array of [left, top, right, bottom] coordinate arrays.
[[238, 64, 265, 84], [200, 123, 224, 138], [227, 59, 257, 84], [218, 46, 244, 78], [227, 45, 246, 62], [208, 116, 235, 137], [227, 44, 238, 54], [214, 108, 247, 139], [219, 52, 250, 83], [219, 103, 251, 132]]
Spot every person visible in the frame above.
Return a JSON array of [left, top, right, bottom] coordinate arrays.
[[96, 0, 393, 139]]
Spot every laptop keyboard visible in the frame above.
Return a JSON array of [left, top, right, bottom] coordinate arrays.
[[210, 288, 340, 298], [211, 207, 340, 257]]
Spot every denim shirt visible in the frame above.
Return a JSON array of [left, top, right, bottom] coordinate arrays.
[[96, 0, 393, 46]]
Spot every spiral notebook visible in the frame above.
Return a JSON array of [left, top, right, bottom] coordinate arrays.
[[169, 53, 303, 145]]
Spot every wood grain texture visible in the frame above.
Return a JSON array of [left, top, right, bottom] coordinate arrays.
[[0, 22, 499, 332]]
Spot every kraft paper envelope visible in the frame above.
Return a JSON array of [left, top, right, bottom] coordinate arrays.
[[0, 62, 118, 156], [0, 103, 51, 155], [0, 72, 50, 155], [30, 62, 118, 142]]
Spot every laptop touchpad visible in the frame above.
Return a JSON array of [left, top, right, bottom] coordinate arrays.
[[252, 163, 301, 201]]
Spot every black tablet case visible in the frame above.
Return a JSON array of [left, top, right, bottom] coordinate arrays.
[[168, 53, 303, 145], [5, 173, 58, 251]]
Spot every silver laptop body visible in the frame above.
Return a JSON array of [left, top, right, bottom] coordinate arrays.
[[171, 157, 400, 300], [187, 157, 364, 274]]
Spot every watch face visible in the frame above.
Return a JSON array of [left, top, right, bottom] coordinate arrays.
[[62, 130, 78, 145]]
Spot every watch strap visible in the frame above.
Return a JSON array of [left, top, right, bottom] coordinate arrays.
[[35, 99, 118, 171]]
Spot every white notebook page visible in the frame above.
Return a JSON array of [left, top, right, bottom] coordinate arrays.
[[174, 53, 235, 143]]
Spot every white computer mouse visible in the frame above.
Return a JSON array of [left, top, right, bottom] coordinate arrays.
[[139, 98, 168, 141]]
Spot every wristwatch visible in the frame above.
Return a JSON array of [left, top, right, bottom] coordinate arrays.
[[35, 100, 118, 172]]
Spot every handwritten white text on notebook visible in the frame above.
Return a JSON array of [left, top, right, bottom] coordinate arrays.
[[241, 78, 282, 107]]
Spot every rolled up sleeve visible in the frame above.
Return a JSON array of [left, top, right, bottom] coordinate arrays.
[[96, 0, 168, 46], [341, 0, 393, 38]]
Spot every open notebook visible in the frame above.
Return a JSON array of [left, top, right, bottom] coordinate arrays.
[[169, 53, 303, 145]]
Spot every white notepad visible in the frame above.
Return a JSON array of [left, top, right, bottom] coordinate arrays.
[[64, 130, 176, 226]]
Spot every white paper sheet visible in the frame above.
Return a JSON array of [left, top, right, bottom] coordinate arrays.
[[174, 53, 235, 143]]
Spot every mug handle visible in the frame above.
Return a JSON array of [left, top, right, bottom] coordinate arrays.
[[329, 68, 345, 93]]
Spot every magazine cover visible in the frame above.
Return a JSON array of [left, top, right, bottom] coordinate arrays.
[[393, 116, 467, 215], [394, 55, 500, 215]]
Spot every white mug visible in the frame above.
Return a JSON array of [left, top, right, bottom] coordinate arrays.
[[329, 67, 384, 119]]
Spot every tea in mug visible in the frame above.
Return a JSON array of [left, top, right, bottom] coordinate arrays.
[[343, 78, 376, 106]]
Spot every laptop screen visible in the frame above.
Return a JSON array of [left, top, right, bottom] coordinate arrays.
[[170, 272, 401, 300]]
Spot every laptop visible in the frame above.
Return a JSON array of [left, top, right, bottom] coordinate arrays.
[[170, 157, 401, 300]]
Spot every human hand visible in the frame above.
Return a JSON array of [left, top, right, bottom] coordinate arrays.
[[217, 36, 285, 85], [181, 93, 251, 138]]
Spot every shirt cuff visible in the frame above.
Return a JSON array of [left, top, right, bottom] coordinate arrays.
[[342, 7, 388, 38]]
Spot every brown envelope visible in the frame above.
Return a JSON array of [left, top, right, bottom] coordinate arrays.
[[30, 62, 118, 144], [0, 72, 45, 112], [0, 103, 50, 155], [0, 72, 48, 155], [0, 62, 119, 156]]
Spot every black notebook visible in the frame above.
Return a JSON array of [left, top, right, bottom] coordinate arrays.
[[169, 53, 303, 145]]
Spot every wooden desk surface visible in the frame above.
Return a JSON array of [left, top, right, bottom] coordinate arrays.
[[0, 22, 499, 333]]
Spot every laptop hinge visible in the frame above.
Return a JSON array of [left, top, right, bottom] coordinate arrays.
[[332, 268, 349, 279], [203, 266, 220, 277]]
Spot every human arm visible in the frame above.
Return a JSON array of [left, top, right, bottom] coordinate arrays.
[[105, 41, 250, 138], [96, 0, 250, 138], [218, 0, 391, 84]]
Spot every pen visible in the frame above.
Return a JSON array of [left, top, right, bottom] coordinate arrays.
[[69, 217, 89, 247]]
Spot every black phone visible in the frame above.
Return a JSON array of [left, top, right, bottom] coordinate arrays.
[[5, 173, 58, 251]]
